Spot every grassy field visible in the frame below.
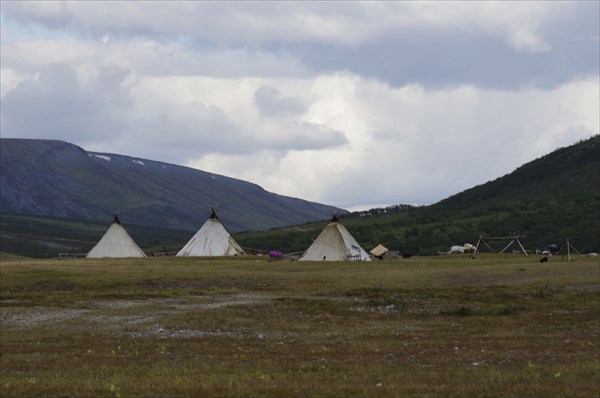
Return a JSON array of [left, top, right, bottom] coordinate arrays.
[[1, 254, 598, 397]]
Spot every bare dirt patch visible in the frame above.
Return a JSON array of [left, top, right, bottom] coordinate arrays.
[[0, 293, 273, 334], [0, 307, 90, 328]]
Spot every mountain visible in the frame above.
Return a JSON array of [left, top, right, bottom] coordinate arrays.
[[0, 139, 343, 232], [235, 135, 600, 255]]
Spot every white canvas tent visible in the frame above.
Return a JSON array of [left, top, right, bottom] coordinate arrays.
[[177, 209, 246, 257], [87, 214, 147, 258], [299, 216, 371, 261]]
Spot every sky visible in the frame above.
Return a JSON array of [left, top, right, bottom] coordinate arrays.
[[1, 1, 598, 211]]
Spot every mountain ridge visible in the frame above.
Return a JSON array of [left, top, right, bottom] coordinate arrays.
[[0, 138, 344, 232]]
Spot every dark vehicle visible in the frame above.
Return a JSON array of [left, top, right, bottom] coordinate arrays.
[[545, 244, 559, 255]]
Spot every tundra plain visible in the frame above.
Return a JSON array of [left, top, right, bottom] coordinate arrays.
[[1, 254, 598, 397]]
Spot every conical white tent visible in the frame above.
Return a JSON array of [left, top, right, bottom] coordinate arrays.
[[299, 216, 371, 261], [87, 215, 147, 258], [177, 209, 246, 257]]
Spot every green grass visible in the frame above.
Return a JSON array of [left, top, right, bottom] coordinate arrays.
[[1, 254, 599, 397], [0, 252, 27, 260]]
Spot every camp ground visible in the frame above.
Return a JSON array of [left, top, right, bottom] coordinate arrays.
[[80, 210, 592, 262]]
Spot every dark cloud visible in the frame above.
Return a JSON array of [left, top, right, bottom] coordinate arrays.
[[1, 63, 132, 143], [129, 102, 250, 161], [254, 86, 306, 117], [2, 2, 72, 30], [267, 121, 348, 151], [3, 2, 598, 89], [268, 26, 599, 90]]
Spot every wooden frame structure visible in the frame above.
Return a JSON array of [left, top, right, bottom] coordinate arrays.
[[474, 235, 529, 256], [556, 237, 582, 262]]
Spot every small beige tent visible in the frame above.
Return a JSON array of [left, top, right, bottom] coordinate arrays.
[[177, 208, 246, 257], [299, 216, 371, 261], [370, 244, 389, 257], [87, 214, 147, 258]]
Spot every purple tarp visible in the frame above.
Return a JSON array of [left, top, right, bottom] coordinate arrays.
[[269, 250, 283, 259]]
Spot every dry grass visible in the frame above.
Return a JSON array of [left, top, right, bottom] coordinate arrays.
[[1, 254, 599, 397]]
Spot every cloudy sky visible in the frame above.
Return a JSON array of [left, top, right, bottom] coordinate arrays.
[[1, 2, 598, 210]]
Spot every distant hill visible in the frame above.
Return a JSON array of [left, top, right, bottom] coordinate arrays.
[[436, 135, 599, 211], [236, 136, 600, 255], [0, 139, 344, 232]]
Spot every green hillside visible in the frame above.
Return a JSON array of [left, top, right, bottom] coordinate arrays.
[[236, 136, 600, 255]]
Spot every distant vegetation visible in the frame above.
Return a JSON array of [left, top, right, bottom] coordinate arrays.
[[1, 136, 598, 258], [236, 136, 600, 255]]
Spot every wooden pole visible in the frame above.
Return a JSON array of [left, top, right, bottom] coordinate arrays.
[[475, 235, 482, 254], [516, 237, 529, 256], [570, 242, 583, 256], [482, 239, 495, 253], [500, 239, 515, 254]]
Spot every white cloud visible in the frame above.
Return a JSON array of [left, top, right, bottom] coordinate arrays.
[[188, 74, 599, 207], [409, 2, 557, 53], [0, 67, 31, 97], [0, 39, 96, 73], [507, 28, 551, 53]]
